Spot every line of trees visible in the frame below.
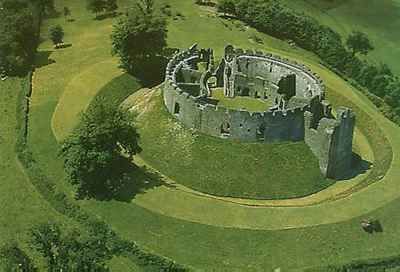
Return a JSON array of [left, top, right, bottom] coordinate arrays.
[[0, 221, 136, 271], [217, 0, 400, 124]]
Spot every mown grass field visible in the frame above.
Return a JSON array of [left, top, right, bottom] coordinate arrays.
[[20, 0, 400, 271], [0, 77, 73, 269]]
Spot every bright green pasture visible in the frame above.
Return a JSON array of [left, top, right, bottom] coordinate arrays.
[[27, 0, 400, 271]]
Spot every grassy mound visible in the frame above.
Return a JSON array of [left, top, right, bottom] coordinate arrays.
[[135, 89, 333, 200]]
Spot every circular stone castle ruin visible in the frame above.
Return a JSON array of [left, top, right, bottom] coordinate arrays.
[[163, 45, 355, 179]]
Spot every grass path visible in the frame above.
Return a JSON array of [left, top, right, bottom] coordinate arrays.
[[0, 77, 70, 269], [51, 58, 123, 140]]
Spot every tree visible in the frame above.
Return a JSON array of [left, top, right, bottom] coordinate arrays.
[[38, 0, 56, 15], [60, 100, 141, 199], [30, 223, 63, 269], [63, 6, 71, 21], [217, 0, 236, 16], [86, 0, 105, 18], [346, 31, 374, 56], [104, 0, 118, 14], [30, 222, 120, 271], [0, 243, 37, 272], [49, 25, 64, 46], [111, 0, 167, 73], [195, 0, 212, 6]]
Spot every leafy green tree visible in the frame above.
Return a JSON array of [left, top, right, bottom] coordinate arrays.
[[60, 100, 141, 199], [30, 222, 119, 271], [104, 0, 118, 14], [111, 0, 167, 73], [0, 242, 37, 272], [86, 0, 105, 18], [30, 223, 63, 269], [63, 6, 71, 20], [37, 0, 56, 15], [346, 31, 374, 56], [49, 25, 64, 45], [0, 0, 37, 74], [217, 0, 236, 16]]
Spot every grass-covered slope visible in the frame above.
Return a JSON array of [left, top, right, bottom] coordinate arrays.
[[135, 90, 332, 200]]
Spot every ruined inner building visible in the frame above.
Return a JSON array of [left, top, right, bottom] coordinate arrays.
[[163, 45, 356, 179]]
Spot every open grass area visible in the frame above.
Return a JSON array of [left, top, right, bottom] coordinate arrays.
[[210, 88, 273, 112], [0, 77, 70, 269], [22, 0, 400, 271], [134, 89, 332, 200]]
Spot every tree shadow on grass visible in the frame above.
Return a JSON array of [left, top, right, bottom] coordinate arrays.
[[35, 51, 56, 69], [130, 56, 169, 88], [93, 156, 175, 202]]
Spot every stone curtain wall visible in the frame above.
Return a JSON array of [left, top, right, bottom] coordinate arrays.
[[163, 46, 316, 142], [162, 46, 355, 178]]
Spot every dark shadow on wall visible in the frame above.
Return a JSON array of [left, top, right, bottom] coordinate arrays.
[[338, 152, 372, 181], [35, 50, 56, 69]]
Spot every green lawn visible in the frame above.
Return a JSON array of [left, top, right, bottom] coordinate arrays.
[[211, 88, 273, 112], [0, 77, 70, 269], [23, 0, 400, 271]]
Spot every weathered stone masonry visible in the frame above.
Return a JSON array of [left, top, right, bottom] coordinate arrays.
[[162, 45, 355, 179]]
